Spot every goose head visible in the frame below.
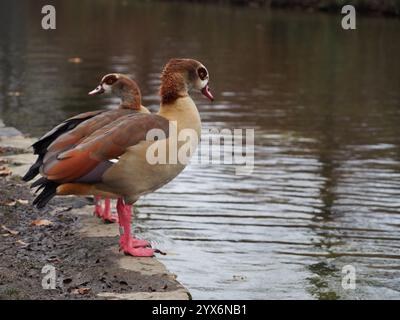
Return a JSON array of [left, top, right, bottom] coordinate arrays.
[[89, 73, 142, 110], [160, 58, 214, 104]]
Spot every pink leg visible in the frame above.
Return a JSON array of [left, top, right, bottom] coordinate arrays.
[[101, 198, 118, 223], [120, 204, 150, 248], [116, 198, 157, 257], [94, 196, 103, 218]]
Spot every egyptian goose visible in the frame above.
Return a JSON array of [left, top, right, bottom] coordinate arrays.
[[27, 58, 214, 257], [88, 74, 150, 223], [23, 74, 149, 224]]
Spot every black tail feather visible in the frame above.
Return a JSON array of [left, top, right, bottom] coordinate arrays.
[[32, 179, 59, 209], [30, 177, 47, 188], [32, 177, 47, 195], [22, 156, 42, 182]]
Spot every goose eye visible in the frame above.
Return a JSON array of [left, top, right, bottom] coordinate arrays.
[[197, 67, 208, 80], [104, 75, 117, 85]]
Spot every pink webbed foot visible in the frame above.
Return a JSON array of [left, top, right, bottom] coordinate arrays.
[[116, 198, 166, 257], [102, 198, 119, 224], [102, 215, 118, 224], [119, 237, 151, 248], [94, 197, 118, 224], [120, 240, 157, 257]]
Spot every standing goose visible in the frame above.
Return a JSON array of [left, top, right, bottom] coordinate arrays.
[[28, 58, 214, 257], [88, 74, 150, 223], [23, 74, 150, 223]]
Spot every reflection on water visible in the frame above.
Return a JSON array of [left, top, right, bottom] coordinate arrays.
[[1, 0, 400, 299]]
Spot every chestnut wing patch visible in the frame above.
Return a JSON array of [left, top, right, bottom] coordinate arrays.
[[31, 110, 106, 155], [22, 110, 107, 182], [41, 113, 170, 183]]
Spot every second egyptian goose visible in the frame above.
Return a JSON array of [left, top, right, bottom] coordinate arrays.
[[23, 74, 149, 223], [88, 74, 150, 223], [28, 58, 214, 257]]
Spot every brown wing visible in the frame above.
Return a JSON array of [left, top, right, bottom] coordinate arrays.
[[23, 110, 107, 181], [43, 109, 134, 162], [41, 113, 170, 183], [33, 110, 106, 151], [23, 109, 136, 182]]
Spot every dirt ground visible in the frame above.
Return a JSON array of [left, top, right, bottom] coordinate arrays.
[[0, 146, 187, 300]]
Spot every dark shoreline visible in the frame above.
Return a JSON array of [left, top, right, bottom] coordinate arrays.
[[162, 0, 400, 17]]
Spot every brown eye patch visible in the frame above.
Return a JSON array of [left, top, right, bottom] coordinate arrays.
[[197, 67, 208, 80], [103, 74, 118, 85]]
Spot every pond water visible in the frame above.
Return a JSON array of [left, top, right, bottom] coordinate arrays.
[[1, 0, 400, 299]]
